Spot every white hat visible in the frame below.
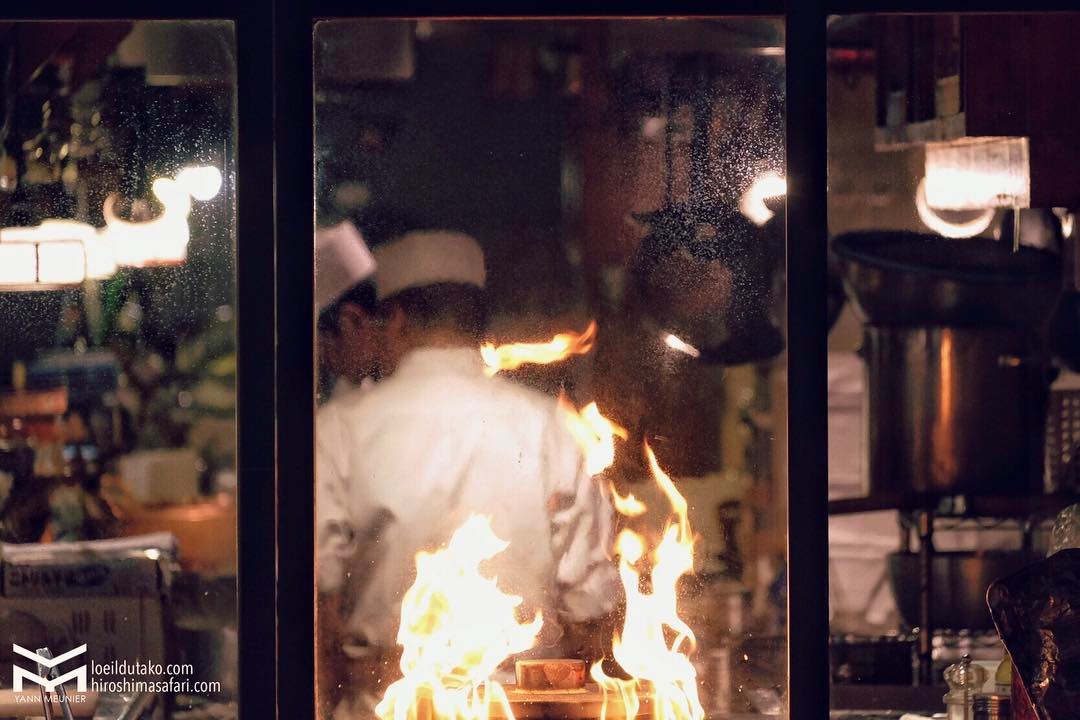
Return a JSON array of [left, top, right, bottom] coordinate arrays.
[[316, 221, 377, 313], [373, 230, 486, 301]]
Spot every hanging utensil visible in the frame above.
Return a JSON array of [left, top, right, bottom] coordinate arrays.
[[630, 54, 784, 365]]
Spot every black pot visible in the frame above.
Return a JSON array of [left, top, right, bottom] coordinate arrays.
[[888, 550, 1039, 630], [833, 231, 1061, 330]]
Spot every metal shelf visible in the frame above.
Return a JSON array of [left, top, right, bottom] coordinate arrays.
[[828, 492, 1080, 519]]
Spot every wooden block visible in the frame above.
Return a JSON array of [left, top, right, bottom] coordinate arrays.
[[515, 660, 587, 691]]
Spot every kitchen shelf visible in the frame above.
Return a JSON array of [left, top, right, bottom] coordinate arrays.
[[828, 491, 1080, 519]]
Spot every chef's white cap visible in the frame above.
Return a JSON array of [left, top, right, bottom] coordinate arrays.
[[316, 221, 377, 313], [374, 230, 486, 301]]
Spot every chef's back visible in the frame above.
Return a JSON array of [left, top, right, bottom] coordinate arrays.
[[315, 229, 617, 651]]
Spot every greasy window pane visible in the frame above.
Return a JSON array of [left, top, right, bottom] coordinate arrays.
[[0, 20, 238, 719], [314, 18, 787, 720]]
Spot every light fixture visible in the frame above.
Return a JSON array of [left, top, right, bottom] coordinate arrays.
[[915, 177, 995, 240], [0, 220, 116, 290], [923, 138, 1030, 210], [0, 165, 224, 289], [739, 171, 786, 226]]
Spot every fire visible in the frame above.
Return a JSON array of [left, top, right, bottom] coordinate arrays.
[[481, 321, 597, 376], [376, 515, 543, 720], [591, 443, 704, 720], [610, 484, 647, 517], [558, 397, 628, 477]]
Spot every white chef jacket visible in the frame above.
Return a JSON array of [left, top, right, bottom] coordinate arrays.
[[316, 346, 618, 649]]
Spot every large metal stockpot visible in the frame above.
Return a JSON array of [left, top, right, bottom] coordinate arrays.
[[864, 326, 1050, 495], [833, 232, 1061, 496]]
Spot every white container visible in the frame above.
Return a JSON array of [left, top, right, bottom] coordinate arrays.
[[118, 448, 200, 505]]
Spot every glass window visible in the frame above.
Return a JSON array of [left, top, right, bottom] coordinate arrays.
[[314, 18, 787, 719], [0, 20, 238, 718], [827, 12, 1080, 711]]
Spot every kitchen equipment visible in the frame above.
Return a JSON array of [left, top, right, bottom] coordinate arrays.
[[833, 231, 1061, 330], [117, 448, 201, 505], [988, 549, 1080, 719], [35, 647, 76, 720], [0, 534, 175, 689], [1045, 374, 1080, 493], [834, 231, 1061, 497], [972, 693, 1010, 720], [888, 550, 1038, 630], [943, 654, 986, 720], [515, 660, 586, 691], [865, 326, 1051, 496], [830, 634, 916, 685], [172, 573, 237, 697]]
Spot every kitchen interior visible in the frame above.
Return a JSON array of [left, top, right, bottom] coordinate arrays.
[[0, 20, 237, 720], [0, 10, 1079, 720], [826, 12, 1080, 720], [314, 13, 1080, 720]]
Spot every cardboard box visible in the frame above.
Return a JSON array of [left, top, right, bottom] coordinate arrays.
[[3, 557, 163, 598], [0, 534, 173, 689], [0, 596, 166, 688]]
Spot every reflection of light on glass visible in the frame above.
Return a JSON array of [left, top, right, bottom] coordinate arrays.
[[663, 332, 701, 359], [915, 177, 995, 239], [2, 220, 116, 281], [0, 244, 38, 286], [105, 166, 222, 267], [1056, 208, 1075, 239], [0, 165, 222, 285], [37, 241, 87, 285], [175, 165, 223, 202], [0, 222, 110, 289], [739, 172, 786, 226]]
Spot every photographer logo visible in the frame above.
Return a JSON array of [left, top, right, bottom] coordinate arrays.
[[11, 645, 88, 693]]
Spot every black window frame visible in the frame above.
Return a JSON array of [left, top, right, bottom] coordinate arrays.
[[5, 1, 1069, 718]]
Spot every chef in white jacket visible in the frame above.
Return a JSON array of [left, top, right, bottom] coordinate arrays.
[[317, 221, 379, 404], [316, 229, 618, 710]]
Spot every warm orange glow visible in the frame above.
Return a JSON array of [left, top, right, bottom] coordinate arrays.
[[591, 443, 704, 720], [481, 321, 597, 376], [376, 515, 543, 720], [558, 396, 628, 477], [610, 484, 647, 517]]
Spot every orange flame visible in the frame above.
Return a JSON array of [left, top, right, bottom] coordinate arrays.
[[481, 321, 597, 376], [610, 484, 647, 517], [376, 516, 543, 720], [591, 443, 704, 720], [558, 397, 628, 477]]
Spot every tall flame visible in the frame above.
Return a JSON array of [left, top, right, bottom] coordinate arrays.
[[558, 397, 628, 477], [481, 321, 597, 376], [376, 516, 543, 720], [591, 443, 704, 720]]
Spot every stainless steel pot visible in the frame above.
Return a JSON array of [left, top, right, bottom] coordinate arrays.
[[833, 231, 1061, 496], [865, 326, 1050, 496]]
